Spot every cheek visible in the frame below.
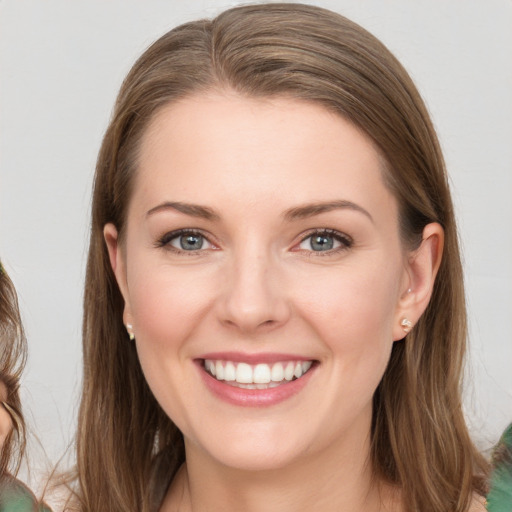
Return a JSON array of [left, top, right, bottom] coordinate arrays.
[[297, 261, 400, 334], [125, 264, 218, 429], [293, 262, 401, 378], [0, 409, 13, 448], [123, 257, 223, 426], [128, 264, 216, 356]]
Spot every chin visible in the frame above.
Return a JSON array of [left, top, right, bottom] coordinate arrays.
[[187, 421, 310, 472], [209, 445, 303, 473]]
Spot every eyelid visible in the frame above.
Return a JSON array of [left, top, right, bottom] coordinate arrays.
[[294, 228, 353, 254], [154, 227, 352, 255], [155, 228, 218, 254]]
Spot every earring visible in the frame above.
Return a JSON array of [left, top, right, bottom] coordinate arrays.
[[126, 323, 135, 341], [400, 318, 413, 334]]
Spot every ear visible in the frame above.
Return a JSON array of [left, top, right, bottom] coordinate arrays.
[[393, 222, 444, 340], [104, 223, 133, 329]]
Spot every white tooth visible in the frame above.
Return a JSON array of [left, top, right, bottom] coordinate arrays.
[[206, 359, 215, 376], [301, 361, 312, 374], [253, 364, 271, 384], [236, 362, 253, 384], [238, 382, 256, 389], [284, 362, 295, 381], [215, 361, 225, 380], [294, 362, 303, 378], [271, 362, 284, 382], [224, 361, 236, 381]]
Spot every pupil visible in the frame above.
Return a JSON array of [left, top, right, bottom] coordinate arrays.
[[180, 234, 203, 250], [311, 235, 333, 251]]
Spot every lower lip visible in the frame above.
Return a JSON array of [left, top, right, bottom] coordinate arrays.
[[198, 362, 316, 407]]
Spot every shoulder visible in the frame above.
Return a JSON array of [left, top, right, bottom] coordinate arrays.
[[0, 476, 52, 511], [487, 423, 512, 511], [0, 476, 38, 509]]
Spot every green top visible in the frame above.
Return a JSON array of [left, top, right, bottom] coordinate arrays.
[[0, 476, 51, 512], [486, 423, 512, 512]]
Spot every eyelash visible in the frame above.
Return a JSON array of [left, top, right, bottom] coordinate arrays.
[[296, 229, 353, 256], [155, 228, 353, 256], [155, 229, 214, 255]]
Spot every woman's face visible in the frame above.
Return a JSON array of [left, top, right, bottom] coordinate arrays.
[[107, 93, 416, 471], [0, 381, 13, 449]]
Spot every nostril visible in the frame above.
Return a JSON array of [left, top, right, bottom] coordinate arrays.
[[221, 317, 276, 330]]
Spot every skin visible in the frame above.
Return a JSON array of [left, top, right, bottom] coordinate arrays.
[[105, 92, 443, 512], [0, 381, 12, 450]]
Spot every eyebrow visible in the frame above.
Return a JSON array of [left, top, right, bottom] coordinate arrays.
[[146, 201, 220, 221], [283, 200, 374, 223], [146, 199, 373, 223]]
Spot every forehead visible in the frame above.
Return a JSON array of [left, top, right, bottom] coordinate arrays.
[[133, 92, 397, 224]]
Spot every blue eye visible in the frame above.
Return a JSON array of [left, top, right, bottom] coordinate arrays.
[[310, 234, 335, 251], [298, 230, 351, 252], [172, 233, 205, 251], [157, 230, 214, 252]]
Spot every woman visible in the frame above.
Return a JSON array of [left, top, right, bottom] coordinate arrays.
[[487, 423, 512, 512], [0, 261, 26, 484], [0, 262, 51, 511], [71, 3, 489, 511]]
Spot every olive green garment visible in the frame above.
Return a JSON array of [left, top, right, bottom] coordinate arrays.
[[0, 476, 51, 512]]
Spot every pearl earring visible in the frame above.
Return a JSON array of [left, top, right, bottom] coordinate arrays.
[[126, 323, 135, 341], [400, 318, 413, 333]]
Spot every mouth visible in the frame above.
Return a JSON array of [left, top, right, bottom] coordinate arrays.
[[203, 359, 315, 390]]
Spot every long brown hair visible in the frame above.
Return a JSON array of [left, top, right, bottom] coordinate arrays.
[[0, 262, 27, 477], [74, 4, 489, 511]]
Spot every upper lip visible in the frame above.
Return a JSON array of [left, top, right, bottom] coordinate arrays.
[[197, 352, 315, 364]]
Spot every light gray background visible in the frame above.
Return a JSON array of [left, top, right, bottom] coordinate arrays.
[[1, 0, 511, 471]]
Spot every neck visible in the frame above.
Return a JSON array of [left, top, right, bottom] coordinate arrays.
[[161, 425, 399, 512]]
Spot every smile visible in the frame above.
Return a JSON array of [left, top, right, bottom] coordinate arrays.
[[204, 359, 314, 389]]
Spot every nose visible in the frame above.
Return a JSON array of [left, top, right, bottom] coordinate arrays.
[[217, 249, 291, 334]]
